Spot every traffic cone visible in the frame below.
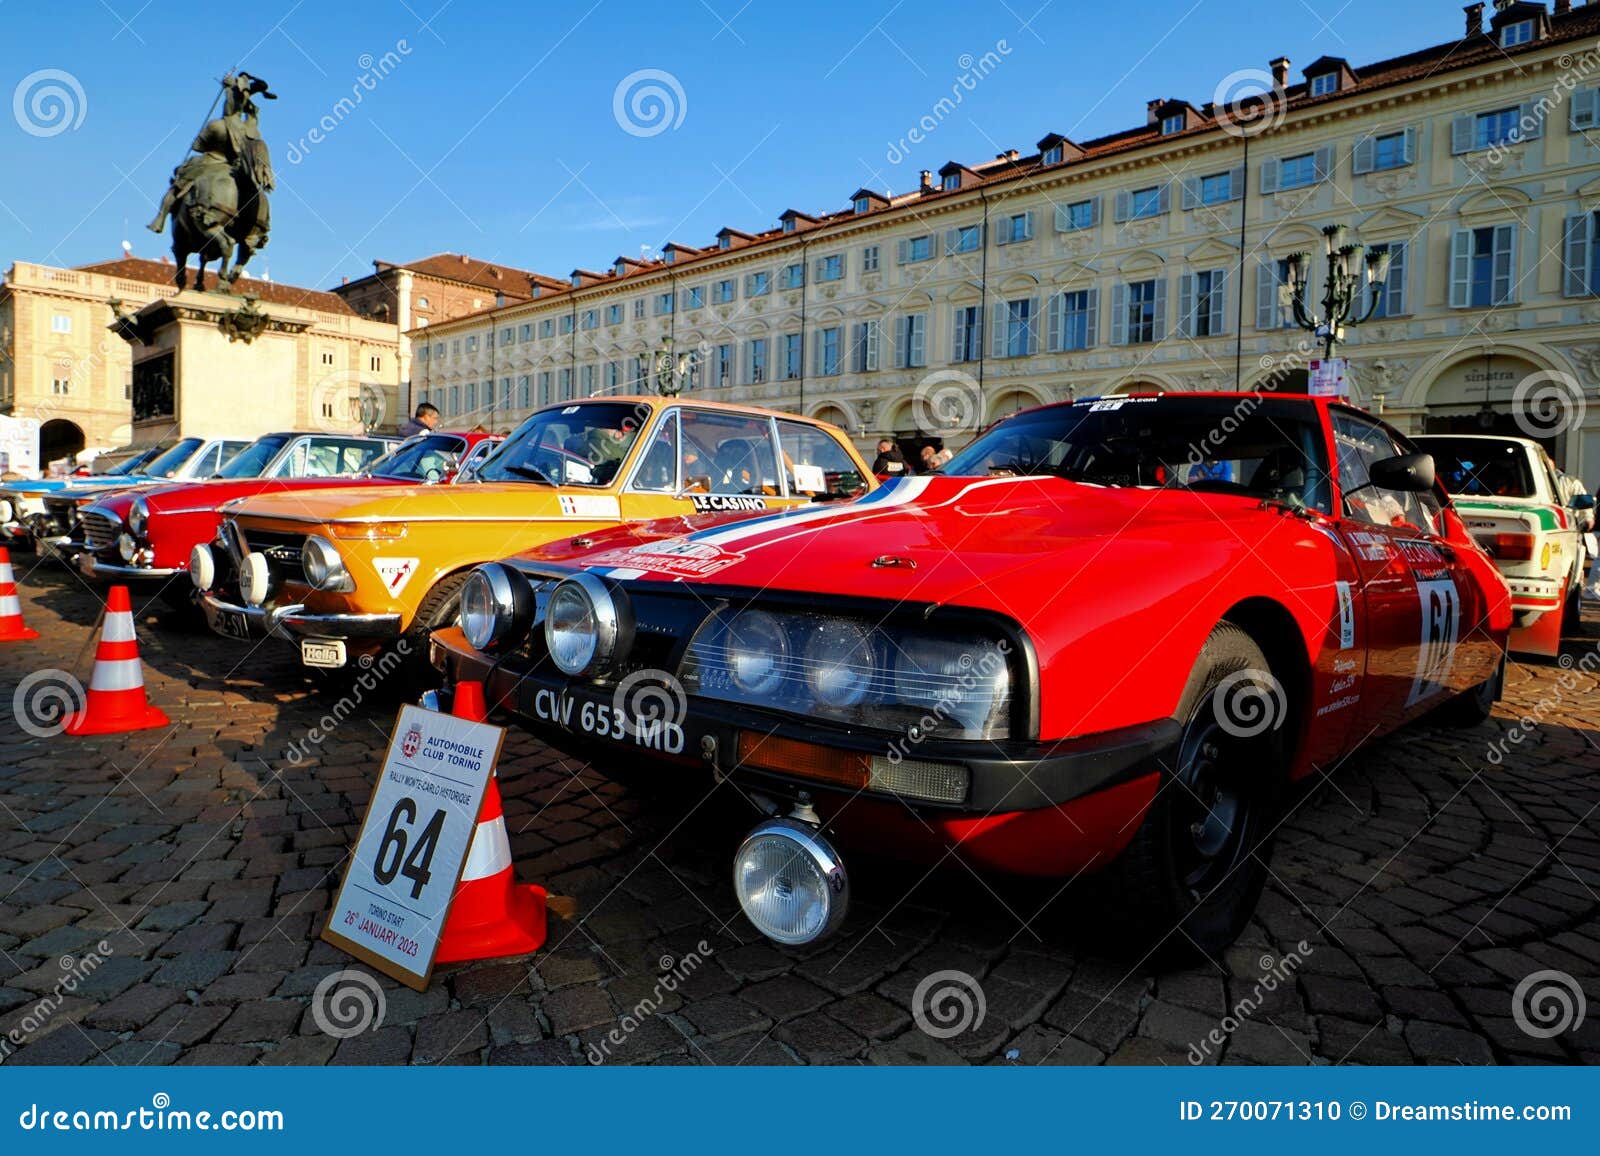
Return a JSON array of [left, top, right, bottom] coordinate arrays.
[[63, 585, 170, 736], [434, 680, 547, 964], [0, 548, 39, 641]]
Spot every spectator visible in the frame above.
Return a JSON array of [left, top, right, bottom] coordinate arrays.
[[871, 438, 907, 477], [397, 402, 440, 438], [918, 444, 951, 473]]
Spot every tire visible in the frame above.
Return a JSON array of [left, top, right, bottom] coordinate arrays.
[[1098, 622, 1286, 963], [1431, 655, 1504, 728], [1562, 572, 1582, 630], [397, 571, 470, 682]]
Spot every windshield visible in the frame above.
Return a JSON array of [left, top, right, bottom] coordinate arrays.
[[477, 402, 647, 487], [98, 445, 165, 476], [945, 395, 1334, 513], [1420, 438, 1538, 499], [141, 438, 205, 479], [216, 435, 291, 479], [368, 434, 469, 482]]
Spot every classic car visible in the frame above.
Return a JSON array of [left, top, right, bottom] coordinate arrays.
[[0, 443, 173, 546], [429, 393, 1512, 958], [70, 429, 411, 603], [1415, 433, 1594, 656], [192, 396, 874, 674]]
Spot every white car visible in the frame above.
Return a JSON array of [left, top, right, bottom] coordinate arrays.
[[1417, 434, 1595, 654]]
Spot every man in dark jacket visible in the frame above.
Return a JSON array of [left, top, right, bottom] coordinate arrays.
[[397, 402, 439, 438], [870, 438, 907, 477]]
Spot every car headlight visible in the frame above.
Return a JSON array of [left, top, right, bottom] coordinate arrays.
[[893, 636, 1012, 738], [460, 563, 534, 652], [240, 552, 272, 607], [544, 572, 625, 676], [189, 544, 215, 591], [129, 498, 150, 538], [733, 818, 848, 946], [0, 498, 13, 522], [723, 610, 788, 696], [117, 533, 137, 562], [803, 618, 876, 707], [301, 534, 353, 592]]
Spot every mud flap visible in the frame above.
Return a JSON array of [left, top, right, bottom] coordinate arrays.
[[1508, 605, 1563, 659]]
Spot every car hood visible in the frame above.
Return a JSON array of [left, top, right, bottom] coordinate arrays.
[[228, 481, 567, 524], [89, 476, 397, 519], [520, 475, 1280, 610]]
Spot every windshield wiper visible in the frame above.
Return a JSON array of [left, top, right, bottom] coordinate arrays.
[[502, 464, 558, 485]]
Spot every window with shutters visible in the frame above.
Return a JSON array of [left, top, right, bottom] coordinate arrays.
[[681, 285, 705, 311], [1199, 171, 1233, 205], [861, 245, 880, 273], [998, 299, 1036, 358], [580, 365, 597, 396], [580, 309, 597, 331], [629, 357, 646, 390], [1362, 241, 1408, 317], [948, 225, 982, 253], [604, 362, 620, 391], [782, 263, 805, 290], [901, 235, 933, 263], [501, 378, 512, 407], [815, 254, 844, 282], [1450, 225, 1517, 308], [1181, 269, 1227, 337], [952, 306, 982, 363], [537, 371, 552, 406], [48, 313, 70, 333], [1309, 72, 1338, 97], [1570, 87, 1600, 131], [851, 319, 881, 372], [1474, 107, 1522, 150], [448, 386, 459, 415], [746, 270, 771, 296], [816, 327, 841, 376], [560, 314, 575, 335], [1128, 186, 1164, 219], [632, 299, 645, 320], [1562, 211, 1600, 297], [1279, 153, 1317, 189], [654, 292, 674, 316], [501, 327, 514, 345], [745, 338, 768, 383], [714, 344, 734, 387], [712, 279, 735, 304], [464, 382, 478, 411], [1050, 289, 1097, 351], [558, 368, 573, 399], [518, 375, 531, 407], [1118, 280, 1162, 344], [1256, 259, 1299, 329], [1058, 199, 1097, 231], [605, 304, 623, 326], [782, 333, 803, 379], [465, 335, 478, 353], [1372, 130, 1412, 171], [895, 313, 927, 368], [1000, 212, 1032, 243]]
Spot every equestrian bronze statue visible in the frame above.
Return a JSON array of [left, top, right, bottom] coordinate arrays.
[[148, 72, 276, 291]]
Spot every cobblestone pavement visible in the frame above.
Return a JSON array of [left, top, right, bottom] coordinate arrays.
[[1, 563, 1597, 1066]]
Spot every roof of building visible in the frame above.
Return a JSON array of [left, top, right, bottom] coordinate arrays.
[[75, 257, 358, 314], [363, 253, 558, 297], [412, 2, 1600, 335]]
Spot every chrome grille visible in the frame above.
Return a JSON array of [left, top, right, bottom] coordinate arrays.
[[244, 528, 306, 573], [81, 511, 120, 552]]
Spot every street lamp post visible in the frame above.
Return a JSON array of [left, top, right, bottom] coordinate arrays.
[[649, 337, 694, 397], [1286, 224, 1392, 362]]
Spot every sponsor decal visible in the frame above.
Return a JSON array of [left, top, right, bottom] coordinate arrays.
[[1405, 577, 1459, 706], [559, 494, 622, 519], [401, 724, 422, 759], [589, 538, 746, 579], [374, 557, 420, 595], [691, 494, 769, 513], [1335, 580, 1355, 649], [1087, 398, 1126, 412]]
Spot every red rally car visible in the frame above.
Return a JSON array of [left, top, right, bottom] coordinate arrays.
[[428, 394, 1511, 957], [74, 430, 499, 606]]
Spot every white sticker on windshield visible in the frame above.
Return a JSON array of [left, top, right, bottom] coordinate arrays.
[[1088, 398, 1125, 411], [792, 464, 827, 493]]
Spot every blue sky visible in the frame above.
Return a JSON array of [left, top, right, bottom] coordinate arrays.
[[1, 0, 1452, 292]]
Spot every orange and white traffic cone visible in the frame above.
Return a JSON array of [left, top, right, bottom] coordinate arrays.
[[434, 681, 547, 964], [0, 547, 39, 642], [63, 585, 170, 736]]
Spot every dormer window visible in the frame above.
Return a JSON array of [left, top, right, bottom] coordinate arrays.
[[1309, 72, 1338, 96], [1161, 114, 1185, 135], [570, 272, 583, 287], [614, 259, 628, 275], [783, 218, 796, 234], [854, 196, 872, 215], [664, 249, 676, 263], [1502, 19, 1533, 47], [718, 235, 732, 249], [941, 172, 961, 191], [1042, 145, 1063, 165]]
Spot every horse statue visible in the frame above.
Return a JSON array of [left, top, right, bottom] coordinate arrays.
[[148, 73, 276, 291]]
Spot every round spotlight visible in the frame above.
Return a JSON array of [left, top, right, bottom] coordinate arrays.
[[544, 572, 624, 676], [732, 818, 849, 946], [189, 544, 215, 592], [460, 563, 534, 652], [723, 610, 788, 697], [117, 533, 137, 562], [240, 552, 272, 607]]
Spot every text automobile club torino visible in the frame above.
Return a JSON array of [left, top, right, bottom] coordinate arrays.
[[194, 397, 873, 674], [431, 393, 1511, 957]]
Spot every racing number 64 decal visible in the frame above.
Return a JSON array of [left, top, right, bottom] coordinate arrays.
[[1406, 577, 1460, 707]]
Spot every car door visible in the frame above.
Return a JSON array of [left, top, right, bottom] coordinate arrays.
[[624, 407, 803, 520]]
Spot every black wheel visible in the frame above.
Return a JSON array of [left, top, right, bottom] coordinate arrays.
[[1562, 572, 1582, 630], [1099, 623, 1286, 962], [159, 582, 197, 614], [1431, 655, 1504, 728], [397, 571, 470, 682]]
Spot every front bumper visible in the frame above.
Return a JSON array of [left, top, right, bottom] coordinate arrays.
[[77, 552, 185, 580], [428, 626, 1177, 816], [199, 588, 403, 642], [36, 536, 82, 563]]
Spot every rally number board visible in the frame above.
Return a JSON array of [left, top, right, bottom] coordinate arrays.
[[322, 703, 506, 990]]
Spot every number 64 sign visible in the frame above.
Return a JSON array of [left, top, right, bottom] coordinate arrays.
[[322, 703, 505, 990]]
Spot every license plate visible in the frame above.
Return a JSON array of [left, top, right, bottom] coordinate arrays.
[[301, 639, 347, 668], [214, 609, 251, 640]]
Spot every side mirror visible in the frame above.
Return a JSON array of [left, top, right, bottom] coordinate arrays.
[[1571, 493, 1597, 511], [1369, 451, 1435, 493]]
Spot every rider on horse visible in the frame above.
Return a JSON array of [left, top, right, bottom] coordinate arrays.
[[147, 72, 275, 234]]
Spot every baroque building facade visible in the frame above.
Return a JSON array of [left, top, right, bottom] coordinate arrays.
[[413, 0, 1600, 485]]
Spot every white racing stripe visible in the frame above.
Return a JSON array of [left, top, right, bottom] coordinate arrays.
[[690, 476, 934, 549], [460, 818, 512, 880]]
